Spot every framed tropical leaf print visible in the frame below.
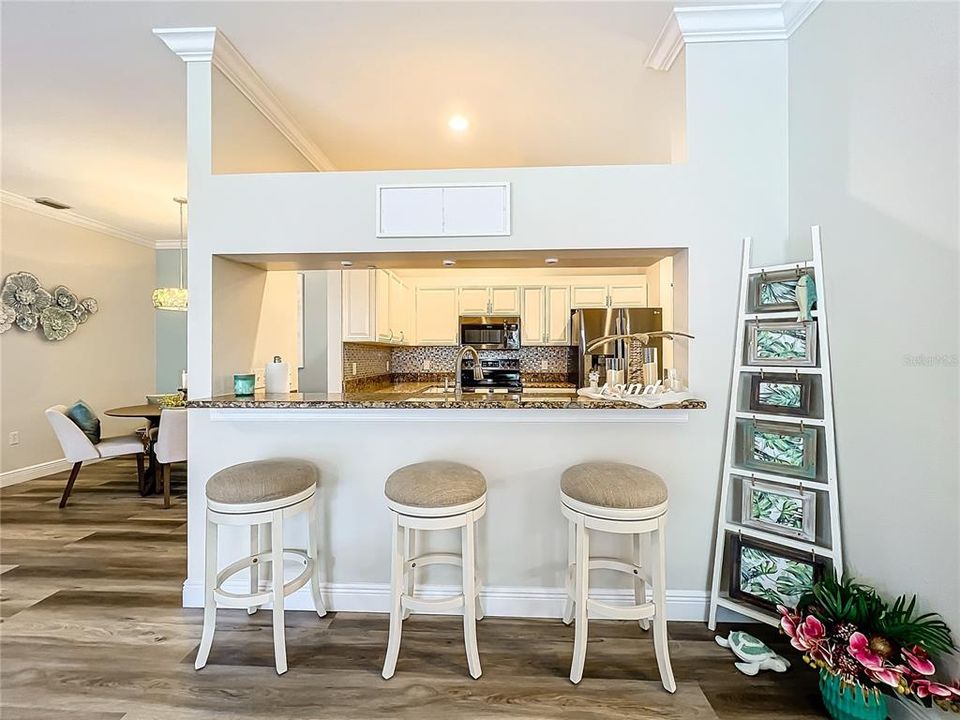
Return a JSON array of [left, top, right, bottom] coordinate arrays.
[[729, 536, 825, 612], [750, 269, 815, 312], [740, 479, 816, 541], [746, 321, 817, 367], [749, 373, 813, 416], [739, 420, 817, 479]]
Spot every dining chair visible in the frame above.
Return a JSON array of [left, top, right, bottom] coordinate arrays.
[[154, 408, 187, 509], [44, 405, 147, 508]]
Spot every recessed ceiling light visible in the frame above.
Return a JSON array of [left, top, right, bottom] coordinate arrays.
[[340, 260, 353, 267], [366, 264, 377, 270], [545, 257, 559, 265], [448, 115, 469, 132], [442, 259, 457, 267]]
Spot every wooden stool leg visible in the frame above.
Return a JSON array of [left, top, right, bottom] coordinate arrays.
[[651, 515, 676, 693], [248, 524, 260, 615], [633, 533, 650, 631], [382, 514, 404, 679], [461, 511, 481, 679], [473, 521, 483, 622], [569, 518, 589, 684], [270, 511, 288, 675], [58, 461, 83, 509], [562, 518, 576, 625], [195, 517, 218, 670], [307, 501, 327, 618], [162, 464, 171, 509], [402, 527, 415, 621]]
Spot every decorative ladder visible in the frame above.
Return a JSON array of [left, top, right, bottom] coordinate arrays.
[[707, 225, 843, 629]]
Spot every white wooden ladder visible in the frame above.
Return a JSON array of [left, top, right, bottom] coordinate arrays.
[[708, 225, 843, 629]]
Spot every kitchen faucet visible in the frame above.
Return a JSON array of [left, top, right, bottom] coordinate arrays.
[[454, 345, 484, 396]]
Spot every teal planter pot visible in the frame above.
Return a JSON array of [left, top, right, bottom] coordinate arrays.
[[819, 670, 888, 720]]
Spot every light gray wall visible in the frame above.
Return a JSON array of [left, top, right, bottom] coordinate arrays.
[[155, 249, 187, 393], [298, 271, 328, 393], [789, 0, 959, 654]]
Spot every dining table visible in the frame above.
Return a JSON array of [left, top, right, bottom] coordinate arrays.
[[104, 404, 163, 496]]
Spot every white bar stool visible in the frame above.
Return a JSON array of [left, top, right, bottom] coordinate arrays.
[[195, 459, 326, 675], [560, 461, 676, 693], [381, 461, 487, 680]]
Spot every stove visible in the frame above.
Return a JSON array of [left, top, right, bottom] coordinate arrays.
[[460, 358, 522, 391]]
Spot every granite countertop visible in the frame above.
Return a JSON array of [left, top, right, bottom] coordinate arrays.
[[187, 385, 706, 411]]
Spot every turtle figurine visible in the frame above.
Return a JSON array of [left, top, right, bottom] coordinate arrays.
[[715, 631, 791, 675]]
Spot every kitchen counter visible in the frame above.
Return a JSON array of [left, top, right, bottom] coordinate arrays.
[[187, 387, 706, 410]]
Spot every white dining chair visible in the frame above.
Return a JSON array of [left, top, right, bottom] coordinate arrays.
[[154, 408, 187, 508], [44, 405, 147, 508]]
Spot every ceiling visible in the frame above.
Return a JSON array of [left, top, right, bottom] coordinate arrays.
[[1, 1, 684, 242]]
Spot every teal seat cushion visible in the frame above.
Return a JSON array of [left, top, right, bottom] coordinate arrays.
[[65, 400, 101, 444]]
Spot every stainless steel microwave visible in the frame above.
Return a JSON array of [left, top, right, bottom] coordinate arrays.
[[459, 316, 521, 350]]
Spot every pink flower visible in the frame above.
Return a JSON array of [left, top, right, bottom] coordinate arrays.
[[779, 605, 801, 639], [870, 666, 904, 689], [912, 679, 955, 699], [901, 645, 936, 676], [849, 632, 885, 671], [791, 615, 831, 665]]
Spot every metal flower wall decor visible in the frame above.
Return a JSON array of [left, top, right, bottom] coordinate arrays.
[[0, 272, 99, 341]]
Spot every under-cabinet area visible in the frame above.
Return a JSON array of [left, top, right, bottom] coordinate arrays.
[[209, 248, 688, 398]]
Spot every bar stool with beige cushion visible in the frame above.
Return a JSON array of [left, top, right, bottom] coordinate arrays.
[[195, 459, 326, 675], [560, 461, 676, 693], [381, 461, 487, 680]]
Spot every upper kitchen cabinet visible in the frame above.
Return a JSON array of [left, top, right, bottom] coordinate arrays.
[[415, 287, 459, 345], [521, 286, 571, 346], [458, 286, 520, 316], [571, 280, 647, 308], [342, 269, 412, 345], [377, 183, 510, 238]]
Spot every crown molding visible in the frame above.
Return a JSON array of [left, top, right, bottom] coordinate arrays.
[[646, 0, 822, 71], [1, 190, 155, 249], [153, 27, 336, 172], [155, 238, 187, 250]]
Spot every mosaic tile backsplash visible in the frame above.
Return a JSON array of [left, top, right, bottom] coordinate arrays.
[[343, 342, 578, 388], [391, 345, 578, 374]]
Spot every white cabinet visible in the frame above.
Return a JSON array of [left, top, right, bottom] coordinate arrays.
[[458, 287, 490, 316], [459, 286, 520, 316], [545, 286, 572, 344], [520, 287, 545, 345], [521, 285, 571, 346], [571, 285, 608, 309], [342, 270, 376, 341], [609, 282, 647, 307], [571, 281, 647, 308], [342, 269, 412, 345], [377, 183, 510, 238], [416, 288, 459, 345]]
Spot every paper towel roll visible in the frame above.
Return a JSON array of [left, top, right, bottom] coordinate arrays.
[[265, 356, 289, 394]]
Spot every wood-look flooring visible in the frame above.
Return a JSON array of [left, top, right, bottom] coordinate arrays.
[[1, 458, 824, 719]]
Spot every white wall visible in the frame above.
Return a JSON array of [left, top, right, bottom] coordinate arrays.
[[0, 204, 155, 476], [789, 0, 959, 662], [185, 38, 790, 599]]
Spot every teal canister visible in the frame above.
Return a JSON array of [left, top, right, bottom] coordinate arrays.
[[233, 373, 256, 397]]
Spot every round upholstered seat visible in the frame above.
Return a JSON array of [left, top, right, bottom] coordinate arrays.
[[561, 462, 667, 516], [205, 459, 318, 511], [385, 461, 486, 513]]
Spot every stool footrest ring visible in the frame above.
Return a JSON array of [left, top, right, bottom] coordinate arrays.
[[213, 549, 312, 608], [406, 552, 462, 570], [587, 598, 656, 621], [402, 594, 465, 613]]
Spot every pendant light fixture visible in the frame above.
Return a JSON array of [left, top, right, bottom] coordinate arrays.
[[152, 197, 188, 312]]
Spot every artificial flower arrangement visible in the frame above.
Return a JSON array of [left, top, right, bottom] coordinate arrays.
[[779, 574, 960, 715]]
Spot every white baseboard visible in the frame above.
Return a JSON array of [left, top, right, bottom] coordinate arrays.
[[182, 579, 749, 623], [2, 458, 76, 488]]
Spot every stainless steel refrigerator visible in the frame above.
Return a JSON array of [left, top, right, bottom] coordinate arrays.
[[572, 307, 663, 387]]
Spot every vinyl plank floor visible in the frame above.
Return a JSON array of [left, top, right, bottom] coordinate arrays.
[[1, 458, 824, 719]]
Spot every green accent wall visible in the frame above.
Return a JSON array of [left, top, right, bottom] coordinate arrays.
[[155, 249, 187, 393]]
